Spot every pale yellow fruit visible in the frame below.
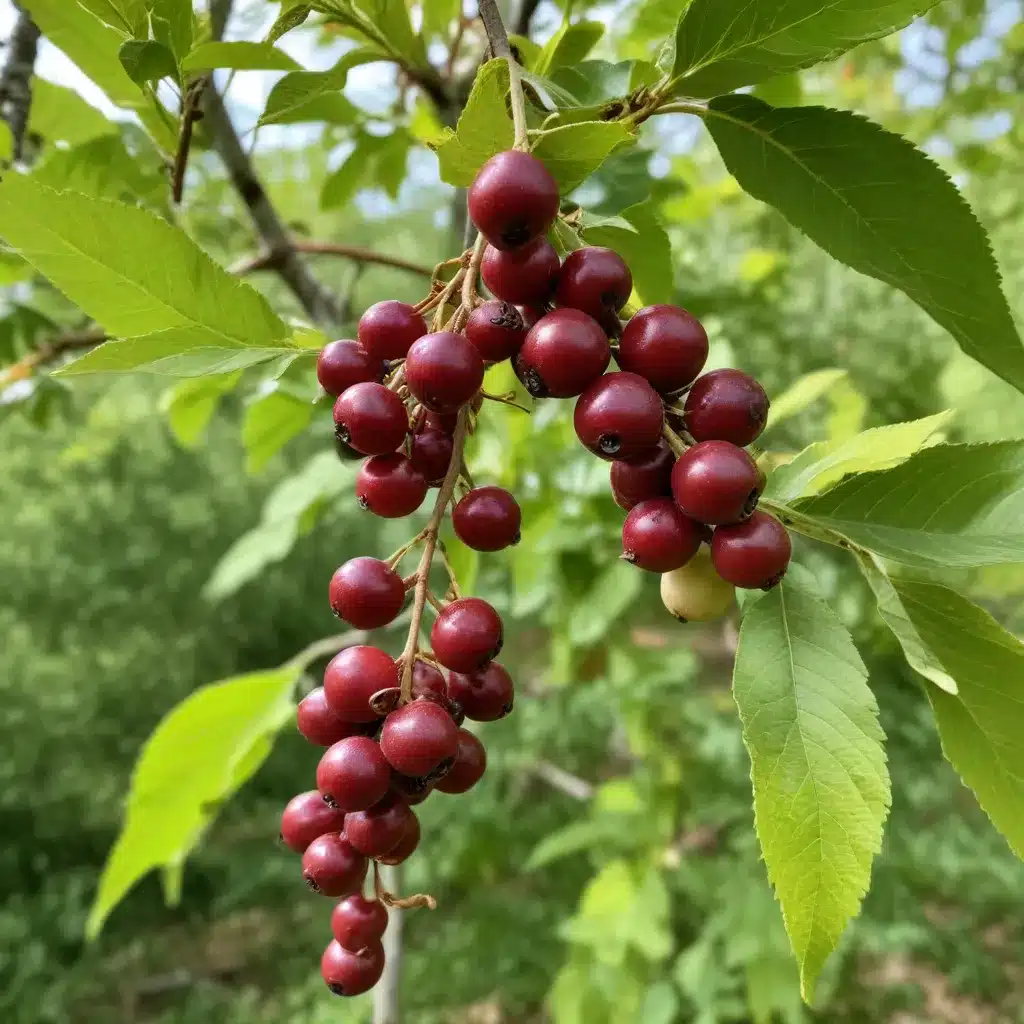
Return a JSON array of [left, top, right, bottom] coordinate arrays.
[[660, 548, 735, 623]]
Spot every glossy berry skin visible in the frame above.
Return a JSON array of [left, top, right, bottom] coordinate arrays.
[[424, 410, 458, 434], [380, 700, 459, 778], [333, 382, 408, 456], [331, 895, 388, 953], [574, 372, 664, 462], [618, 305, 708, 394], [329, 558, 405, 630], [411, 659, 447, 701], [302, 833, 368, 897], [711, 510, 792, 590], [465, 300, 527, 363], [280, 790, 347, 853], [431, 598, 504, 673], [622, 499, 702, 573], [317, 735, 392, 812], [447, 662, 514, 722], [357, 454, 428, 518], [378, 813, 420, 865], [409, 427, 453, 486], [317, 340, 384, 397], [660, 547, 735, 622], [435, 730, 487, 793], [321, 939, 386, 997], [297, 688, 365, 747], [324, 646, 398, 723], [389, 770, 433, 805], [453, 486, 521, 551], [610, 442, 675, 511], [515, 309, 610, 398], [683, 368, 770, 446], [468, 150, 559, 250], [671, 440, 762, 526], [405, 332, 484, 414], [344, 794, 417, 858], [555, 247, 632, 321], [481, 238, 560, 307], [358, 300, 426, 360]]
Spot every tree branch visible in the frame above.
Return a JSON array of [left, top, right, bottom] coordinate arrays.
[[512, 0, 542, 37], [0, 329, 107, 386], [0, 3, 41, 163], [230, 241, 433, 279], [476, 0, 528, 149]]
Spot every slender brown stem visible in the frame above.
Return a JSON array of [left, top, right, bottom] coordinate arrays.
[[0, 328, 107, 385], [232, 241, 434, 279], [171, 78, 207, 204], [0, 4, 41, 163], [452, 233, 486, 330]]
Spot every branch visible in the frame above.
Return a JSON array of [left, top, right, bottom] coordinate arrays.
[[0, 3, 41, 162], [170, 78, 207, 204], [476, 0, 528, 150], [512, 0, 542, 37], [231, 241, 433, 279], [0, 329, 107, 386], [531, 761, 595, 801], [372, 865, 404, 1024]]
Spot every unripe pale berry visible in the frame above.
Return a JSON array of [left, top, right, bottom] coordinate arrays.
[[316, 735, 392, 811], [481, 238, 560, 306], [331, 895, 389, 953], [431, 598, 504, 673], [280, 790, 347, 853], [435, 729, 487, 793], [468, 150, 559, 250], [324, 646, 398, 723], [317, 340, 384, 397], [683, 368, 770, 446], [380, 699, 460, 778], [358, 300, 426, 360], [711, 510, 792, 590], [515, 308, 609, 398], [321, 938, 386, 996], [617, 305, 708, 394], [465, 300, 527, 363], [302, 833, 368, 897], [447, 662, 514, 721], [329, 557, 405, 630], [671, 440, 762, 525], [573, 371, 664, 462], [555, 247, 632, 320], [621, 498, 702, 572], [660, 547, 735, 622], [610, 443, 675, 510], [405, 331, 484, 413], [333, 382, 409, 456], [357, 454, 428, 518], [453, 486, 521, 551]]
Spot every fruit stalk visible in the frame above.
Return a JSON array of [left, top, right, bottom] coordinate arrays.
[[476, 0, 529, 150]]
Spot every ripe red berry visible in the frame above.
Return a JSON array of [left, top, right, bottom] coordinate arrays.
[[333, 382, 408, 456], [356, 454, 428, 518], [610, 442, 675, 510], [515, 308, 610, 398], [297, 688, 365, 747], [435, 729, 487, 794], [405, 331, 484, 414], [324, 646, 398, 723], [331, 895, 388, 953], [317, 339, 384, 397], [618, 305, 708, 394], [424, 410, 458, 434], [377, 812, 420, 865], [447, 662, 514, 721], [481, 237, 560, 306], [358, 300, 426, 360], [683, 368, 770, 446], [409, 426, 454, 486], [344, 794, 417, 858], [380, 700, 460, 778], [431, 597, 503, 673], [465, 300, 527, 363], [411, 659, 447, 701], [555, 247, 632, 321], [317, 735, 392, 811], [321, 938, 386, 997], [302, 833, 368, 897], [280, 790, 346, 853], [389, 770, 433, 805], [574, 372, 664, 462], [671, 440, 762, 525], [621, 499, 703, 572], [711, 510, 792, 590], [468, 150, 559, 250], [453, 486, 521, 551], [329, 558, 405, 630]]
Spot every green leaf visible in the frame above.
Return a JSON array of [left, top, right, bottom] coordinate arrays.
[[119, 39, 179, 85], [670, 0, 938, 96], [242, 387, 314, 473], [320, 136, 377, 209], [584, 200, 673, 306], [548, 59, 659, 109], [258, 47, 380, 126], [432, 59, 513, 187], [29, 78, 116, 147], [181, 41, 301, 72], [524, 820, 617, 872], [733, 575, 890, 1000], [569, 560, 642, 647], [32, 134, 166, 203], [704, 96, 1024, 393], [531, 121, 634, 194], [421, 0, 460, 37], [765, 369, 846, 431], [0, 123, 10, 162], [149, 0, 193, 61], [791, 441, 1024, 568], [78, 0, 148, 37], [753, 72, 805, 108], [349, 0, 424, 63], [266, 1, 311, 43], [86, 664, 300, 938], [534, 19, 605, 75], [766, 411, 951, 502], [161, 372, 243, 447]]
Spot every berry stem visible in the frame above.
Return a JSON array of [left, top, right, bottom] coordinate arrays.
[[453, 233, 487, 331], [662, 424, 687, 456], [476, 0, 529, 151], [436, 541, 464, 598]]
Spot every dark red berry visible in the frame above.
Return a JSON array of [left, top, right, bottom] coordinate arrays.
[[377, 812, 420, 865], [555, 247, 632, 321], [671, 440, 762, 525], [356, 454, 428, 518], [617, 305, 708, 394], [329, 558, 405, 630], [405, 331, 484, 413], [515, 309, 609, 398], [344, 794, 417, 858], [518, 306, 545, 330], [447, 662, 514, 721], [424, 410, 458, 434], [358, 300, 426, 360], [452, 486, 521, 551], [711, 510, 792, 590], [610, 442, 675, 510], [481, 237, 560, 306], [468, 150, 559, 250], [431, 597, 503, 673], [409, 427, 453, 486], [389, 770, 433, 804], [683, 368, 770, 446], [331, 895, 388, 952], [380, 700, 459, 777], [333, 382, 408, 456], [435, 729, 487, 793], [621, 499, 702, 572], [317, 340, 384, 397], [316, 735, 392, 811], [411, 659, 447, 701], [574, 371, 664, 462], [302, 833, 368, 897], [297, 688, 365, 747], [321, 939, 385, 996], [324, 646, 397, 723], [280, 790, 346, 853], [465, 300, 527, 363]]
